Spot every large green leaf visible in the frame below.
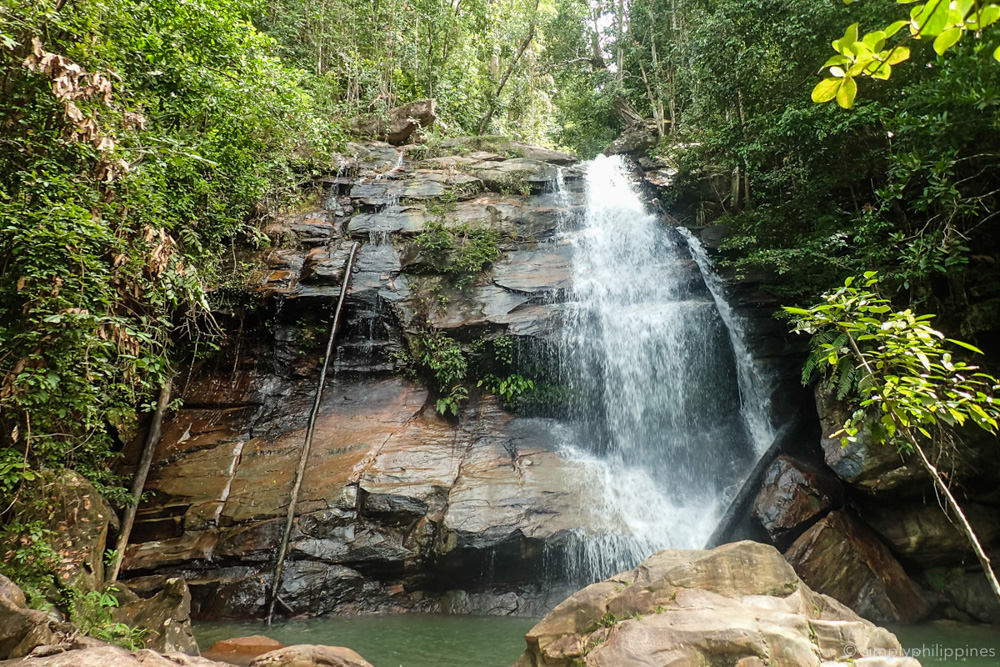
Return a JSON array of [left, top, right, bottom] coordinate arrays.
[[812, 77, 842, 103], [933, 27, 962, 55], [836, 76, 857, 108]]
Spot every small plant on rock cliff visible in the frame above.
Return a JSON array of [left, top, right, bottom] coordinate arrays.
[[786, 271, 1000, 606], [477, 373, 534, 404], [69, 587, 146, 650], [409, 332, 469, 416], [414, 220, 501, 288]]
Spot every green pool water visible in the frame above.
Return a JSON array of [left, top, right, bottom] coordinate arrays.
[[892, 622, 1000, 666], [194, 615, 999, 667], [194, 614, 538, 667]]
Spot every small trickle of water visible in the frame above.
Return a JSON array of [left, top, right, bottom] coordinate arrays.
[[375, 151, 405, 181], [558, 155, 757, 582], [679, 228, 777, 453]]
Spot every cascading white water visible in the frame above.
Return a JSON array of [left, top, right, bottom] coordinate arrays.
[[557, 155, 758, 581], [679, 228, 777, 454]]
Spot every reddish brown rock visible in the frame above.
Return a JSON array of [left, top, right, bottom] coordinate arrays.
[[204, 635, 285, 662], [752, 456, 842, 543], [785, 510, 933, 624]]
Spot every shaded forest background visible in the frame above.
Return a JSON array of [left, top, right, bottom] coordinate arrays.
[[2, 0, 1000, 529]]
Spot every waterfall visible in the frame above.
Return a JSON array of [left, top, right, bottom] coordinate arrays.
[[557, 155, 759, 582], [678, 228, 777, 454]]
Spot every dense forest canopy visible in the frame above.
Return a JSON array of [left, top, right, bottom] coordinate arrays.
[[2, 0, 1000, 519]]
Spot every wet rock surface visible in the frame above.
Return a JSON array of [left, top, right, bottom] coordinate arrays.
[[784, 510, 933, 624], [203, 636, 285, 664], [117, 141, 606, 619], [752, 456, 843, 545], [514, 541, 920, 667]]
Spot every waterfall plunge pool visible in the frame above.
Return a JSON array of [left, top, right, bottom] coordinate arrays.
[[194, 616, 999, 667], [194, 615, 537, 667]]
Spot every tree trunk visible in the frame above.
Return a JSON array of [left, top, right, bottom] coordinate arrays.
[[907, 432, 1000, 604], [478, 0, 539, 135], [107, 379, 173, 583], [265, 242, 360, 624]]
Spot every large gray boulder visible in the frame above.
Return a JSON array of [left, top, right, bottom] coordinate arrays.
[[514, 541, 919, 667], [349, 99, 436, 145]]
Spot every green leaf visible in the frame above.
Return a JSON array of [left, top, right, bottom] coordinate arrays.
[[884, 19, 911, 36], [946, 339, 985, 355], [933, 27, 962, 55], [844, 22, 859, 44], [823, 55, 850, 67], [885, 46, 912, 64], [812, 77, 842, 103], [833, 23, 860, 53], [862, 31, 887, 51], [976, 5, 1000, 28], [870, 62, 892, 79], [912, 0, 952, 37], [994, 43, 1000, 62], [836, 76, 858, 108]]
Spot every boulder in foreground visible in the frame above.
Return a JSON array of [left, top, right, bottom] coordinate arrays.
[[514, 541, 920, 667], [249, 645, 374, 667]]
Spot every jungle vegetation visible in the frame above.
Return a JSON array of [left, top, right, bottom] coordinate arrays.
[[3, 0, 1000, 597]]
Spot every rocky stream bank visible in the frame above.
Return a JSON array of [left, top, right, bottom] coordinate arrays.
[[2, 542, 922, 667]]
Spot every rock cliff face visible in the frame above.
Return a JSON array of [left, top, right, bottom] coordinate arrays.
[[711, 381, 1000, 625], [117, 138, 623, 619]]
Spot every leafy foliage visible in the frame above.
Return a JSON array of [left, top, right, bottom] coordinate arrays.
[[786, 272, 1000, 449], [815, 0, 1000, 108], [787, 272, 1000, 604], [254, 0, 557, 140], [0, 520, 59, 607], [0, 0, 338, 506], [414, 220, 501, 288], [477, 373, 535, 403], [70, 587, 147, 650]]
